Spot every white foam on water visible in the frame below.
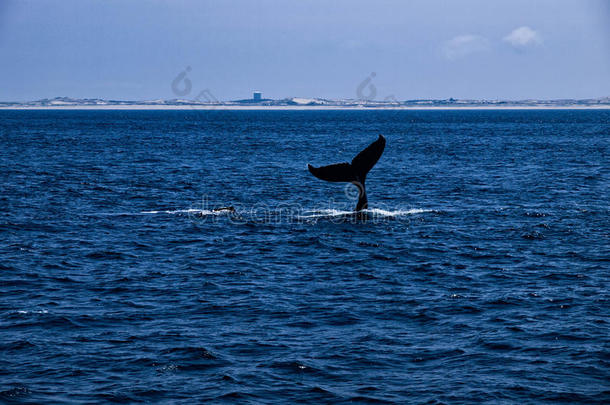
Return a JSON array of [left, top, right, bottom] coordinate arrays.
[[87, 208, 234, 217], [298, 208, 433, 219], [140, 208, 213, 215], [17, 309, 49, 315], [300, 209, 353, 218], [368, 208, 432, 216], [89, 207, 433, 220], [83, 212, 149, 217]]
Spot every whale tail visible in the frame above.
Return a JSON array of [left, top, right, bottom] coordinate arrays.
[[308, 134, 386, 211]]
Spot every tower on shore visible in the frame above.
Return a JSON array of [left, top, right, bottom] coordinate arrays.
[[253, 91, 262, 101]]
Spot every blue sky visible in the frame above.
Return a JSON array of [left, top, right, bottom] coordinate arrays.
[[0, 0, 608, 101]]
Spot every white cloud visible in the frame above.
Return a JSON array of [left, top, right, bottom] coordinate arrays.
[[503, 26, 542, 48], [442, 35, 490, 60]]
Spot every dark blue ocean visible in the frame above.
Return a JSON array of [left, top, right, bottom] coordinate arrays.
[[1, 110, 608, 404]]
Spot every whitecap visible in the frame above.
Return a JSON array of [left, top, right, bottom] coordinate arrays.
[[299, 209, 354, 219], [140, 208, 212, 215], [366, 208, 432, 216], [16, 309, 48, 315], [297, 208, 432, 219]]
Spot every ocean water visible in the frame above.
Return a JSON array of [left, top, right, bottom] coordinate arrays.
[[0, 110, 608, 404]]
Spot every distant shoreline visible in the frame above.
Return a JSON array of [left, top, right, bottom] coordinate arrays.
[[1, 105, 610, 110]]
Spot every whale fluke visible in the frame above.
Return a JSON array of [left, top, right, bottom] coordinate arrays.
[[308, 135, 386, 211], [307, 163, 356, 183]]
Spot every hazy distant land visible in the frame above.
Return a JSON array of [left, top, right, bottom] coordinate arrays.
[[1, 96, 609, 109]]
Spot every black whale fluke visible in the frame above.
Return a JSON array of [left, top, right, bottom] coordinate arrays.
[[308, 134, 386, 211]]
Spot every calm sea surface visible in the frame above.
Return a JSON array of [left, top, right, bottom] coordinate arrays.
[[1, 110, 608, 403]]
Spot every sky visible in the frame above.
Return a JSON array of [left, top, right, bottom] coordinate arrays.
[[0, 0, 609, 102]]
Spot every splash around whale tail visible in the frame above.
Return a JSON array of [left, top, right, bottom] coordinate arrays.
[[307, 135, 386, 211]]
